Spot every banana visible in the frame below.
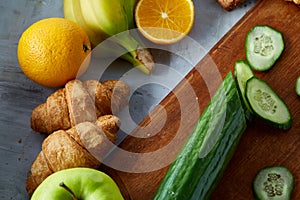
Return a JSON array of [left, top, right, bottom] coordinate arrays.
[[63, 0, 154, 74], [78, 0, 127, 36], [63, 0, 104, 46], [124, 0, 138, 29]]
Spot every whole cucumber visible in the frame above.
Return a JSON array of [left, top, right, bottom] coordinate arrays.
[[153, 72, 247, 200]]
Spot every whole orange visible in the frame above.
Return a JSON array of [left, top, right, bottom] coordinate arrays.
[[17, 18, 91, 87]]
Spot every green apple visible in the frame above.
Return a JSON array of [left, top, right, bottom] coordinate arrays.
[[31, 167, 124, 200]]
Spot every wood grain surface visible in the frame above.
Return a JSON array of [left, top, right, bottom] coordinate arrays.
[[101, 0, 300, 199]]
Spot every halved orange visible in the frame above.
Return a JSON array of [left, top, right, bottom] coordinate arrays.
[[135, 0, 195, 44]]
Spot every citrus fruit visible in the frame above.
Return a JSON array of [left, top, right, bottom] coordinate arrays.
[[17, 18, 91, 87], [135, 0, 195, 44]]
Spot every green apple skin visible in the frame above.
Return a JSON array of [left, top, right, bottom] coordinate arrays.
[[31, 167, 124, 200]]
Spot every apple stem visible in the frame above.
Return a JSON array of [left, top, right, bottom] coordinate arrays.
[[59, 182, 78, 200]]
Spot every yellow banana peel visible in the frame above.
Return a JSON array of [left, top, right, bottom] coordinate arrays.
[[63, 0, 154, 74]]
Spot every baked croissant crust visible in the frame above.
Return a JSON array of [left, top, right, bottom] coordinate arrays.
[[26, 115, 120, 196], [30, 79, 130, 134]]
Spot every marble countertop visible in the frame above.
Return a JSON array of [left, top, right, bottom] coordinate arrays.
[[0, 0, 257, 199]]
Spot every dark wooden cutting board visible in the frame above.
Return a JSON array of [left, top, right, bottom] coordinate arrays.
[[100, 0, 300, 199]]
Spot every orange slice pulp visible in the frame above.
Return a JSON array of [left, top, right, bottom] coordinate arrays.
[[135, 0, 195, 44]]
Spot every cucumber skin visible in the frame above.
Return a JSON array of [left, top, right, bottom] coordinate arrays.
[[153, 72, 247, 200], [234, 60, 255, 121], [296, 76, 300, 96]]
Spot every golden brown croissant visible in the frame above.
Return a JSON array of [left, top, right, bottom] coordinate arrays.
[[26, 115, 120, 196], [30, 79, 130, 134]]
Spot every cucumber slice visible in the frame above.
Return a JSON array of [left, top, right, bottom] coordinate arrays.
[[253, 166, 294, 200], [296, 76, 300, 96], [246, 25, 284, 71], [245, 77, 292, 130], [234, 60, 255, 121]]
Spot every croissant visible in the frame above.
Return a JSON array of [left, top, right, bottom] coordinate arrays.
[[30, 79, 130, 134], [26, 115, 120, 196]]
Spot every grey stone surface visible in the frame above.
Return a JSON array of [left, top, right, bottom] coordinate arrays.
[[0, 0, 257, 199]]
